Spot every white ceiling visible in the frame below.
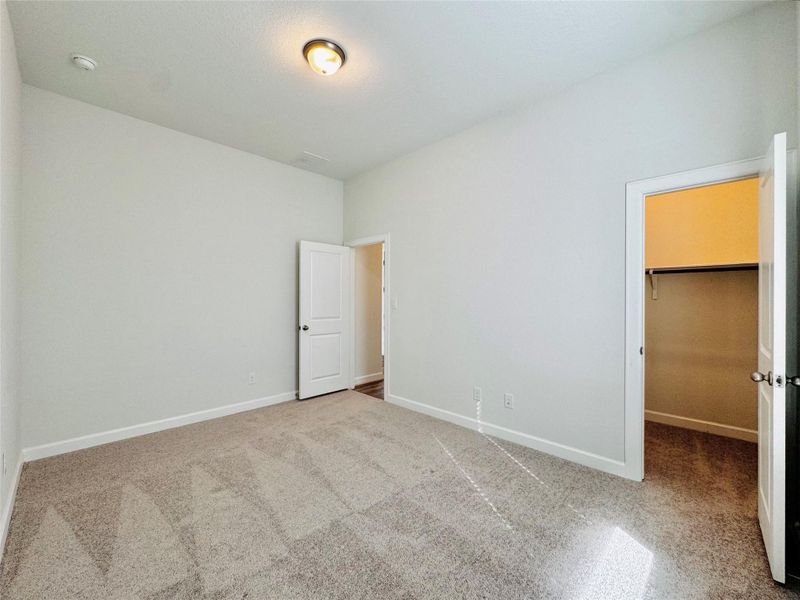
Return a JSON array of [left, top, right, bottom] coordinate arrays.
[[8, 1, 763, 180]]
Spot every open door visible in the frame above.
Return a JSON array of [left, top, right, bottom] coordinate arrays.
[[752, 132, 787, 583], [298, 241, 351, 400]]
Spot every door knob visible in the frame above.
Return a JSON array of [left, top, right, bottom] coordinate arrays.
[[789, 376, 800, 387], [751, 371, 773, 385], [301, 325, 309, 331]]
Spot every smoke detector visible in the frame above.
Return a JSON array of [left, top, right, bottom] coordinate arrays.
[[71, 54, 97, 71]]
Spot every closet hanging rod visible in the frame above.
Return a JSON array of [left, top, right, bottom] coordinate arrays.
[[645, 264, 757, 275]]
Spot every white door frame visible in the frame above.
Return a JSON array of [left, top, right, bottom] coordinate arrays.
[[346, 233, 391, 397], [624, 156, 763, 481]]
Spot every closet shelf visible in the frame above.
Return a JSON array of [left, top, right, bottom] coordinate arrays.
[[645, 263, 757, 275]]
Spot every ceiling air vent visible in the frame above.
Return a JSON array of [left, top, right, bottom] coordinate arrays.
[[295, 150, 331, 166]]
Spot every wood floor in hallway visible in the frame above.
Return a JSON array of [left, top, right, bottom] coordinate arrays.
[[355, 378, 384, 400]]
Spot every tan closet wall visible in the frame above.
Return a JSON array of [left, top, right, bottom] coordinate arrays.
[[354, 244, 383, 382], [646, 178, 758, 269], [645, 178, 758, 441], [645, 271, 757, 438]]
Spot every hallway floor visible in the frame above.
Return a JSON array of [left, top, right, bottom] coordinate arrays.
[[355, 378, 384, 400]]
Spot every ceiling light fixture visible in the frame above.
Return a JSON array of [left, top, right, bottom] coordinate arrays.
[[71, 54, 97, 71], [303, 39, 345, 76]]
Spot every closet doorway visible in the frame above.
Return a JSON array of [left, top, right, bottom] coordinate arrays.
[[625, 134, 795, 583], [644, 177, 759, 443]]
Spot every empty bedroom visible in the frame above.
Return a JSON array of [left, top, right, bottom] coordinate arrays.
[[0, 1, 799, 598]]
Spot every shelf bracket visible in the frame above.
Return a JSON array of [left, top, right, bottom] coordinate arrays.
[[648, 269, 658, 300]]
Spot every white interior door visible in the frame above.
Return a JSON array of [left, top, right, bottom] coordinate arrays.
[[754, 131, 787, 583], [299, 241, 351, 400]]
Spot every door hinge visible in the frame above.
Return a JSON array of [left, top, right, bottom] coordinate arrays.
[[639, 346, 644, 356]]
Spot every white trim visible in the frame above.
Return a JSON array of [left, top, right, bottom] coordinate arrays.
[[346, 233, 391, 400], [625, 156, 763, 481], [0, 452, 22, 559], [354, 372, 384, 386], [22, 390, 297, 462], [347, 234, 389, 247], [386, 393, 628, 478], [645, 410, 757, 443]]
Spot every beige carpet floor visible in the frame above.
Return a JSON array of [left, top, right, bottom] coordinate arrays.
[[0, 390, 797, 599]]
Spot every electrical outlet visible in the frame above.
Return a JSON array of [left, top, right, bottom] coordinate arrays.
[[504, 393, 514, 409], [2, 452, 6, 477], [473, 386, 482, 402], [248, 372, 256, 385]]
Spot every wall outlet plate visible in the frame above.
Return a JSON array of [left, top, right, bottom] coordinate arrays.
[[248, 372, 256, 385], [473, 386, 481, 402], [504, 393, 514, 409]]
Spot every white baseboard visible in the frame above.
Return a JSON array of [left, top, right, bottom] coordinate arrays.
[[645, 410, 757, 443], [22, 390, 297, 462], [1, 453, 23, 558], [354, 372, 384, 386], [386, 393, 629, 479]]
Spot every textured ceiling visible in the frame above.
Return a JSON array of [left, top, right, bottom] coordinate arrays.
[[8, 1, 762, 180]]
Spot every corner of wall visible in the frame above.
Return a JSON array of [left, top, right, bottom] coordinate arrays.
[[0, 454, 22, 558], [0, 0, 23, 560]]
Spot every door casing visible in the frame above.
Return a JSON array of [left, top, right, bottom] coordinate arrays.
[[624, 156, 764, 481]]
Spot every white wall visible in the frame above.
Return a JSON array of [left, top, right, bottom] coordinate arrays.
[[0, 0, 22, 538], [21, 86, 343, 449], [354, 243, 383, 382], [344, 2, 798, 473]]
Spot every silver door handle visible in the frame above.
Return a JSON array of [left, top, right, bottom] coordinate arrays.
[[789, 376, 800, 387], [751, 371, 773, 385]]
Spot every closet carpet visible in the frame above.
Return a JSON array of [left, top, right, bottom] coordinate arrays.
[[0, 391, 795, 599]]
